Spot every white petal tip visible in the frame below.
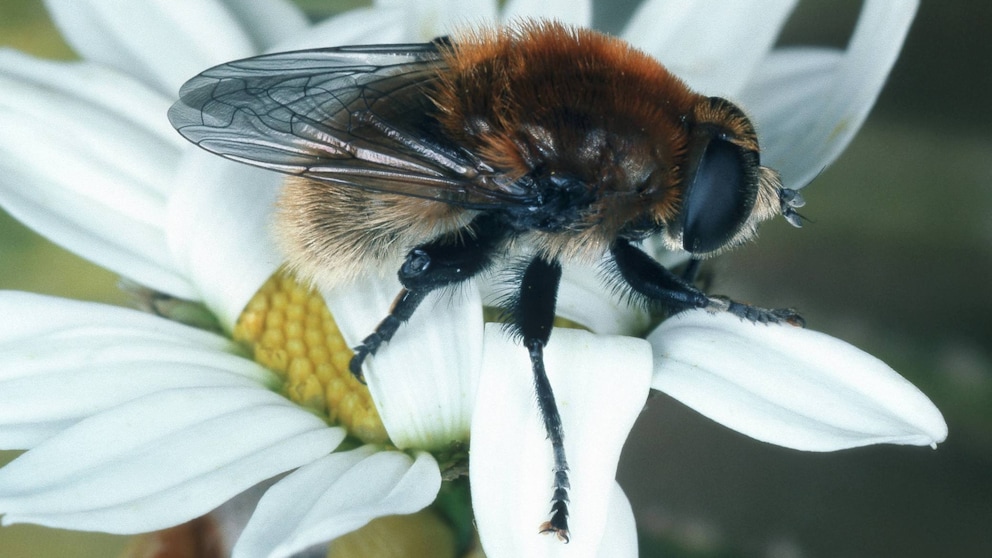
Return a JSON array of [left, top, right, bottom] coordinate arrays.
[[926, 421, 949, 449], [649, 311, 949, 453]]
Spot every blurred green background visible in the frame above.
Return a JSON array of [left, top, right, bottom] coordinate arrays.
[[1, 1, 989, 557]]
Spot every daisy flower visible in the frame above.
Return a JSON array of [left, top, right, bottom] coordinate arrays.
[[0, 1, 945, 557]]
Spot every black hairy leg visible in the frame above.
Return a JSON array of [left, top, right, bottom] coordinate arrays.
[[504, 257, 572, 542], [349, 214, 508, 381], [610, 238, 804, 326], [610, 238, 710, 311], [350, 287, 429, 381], [707, 295, 806, 326]]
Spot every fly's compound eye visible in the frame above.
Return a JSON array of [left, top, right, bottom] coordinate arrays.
[[679, 99, 761, 254]]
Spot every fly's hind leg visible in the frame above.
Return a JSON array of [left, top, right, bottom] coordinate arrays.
[[349, 214, 507, 381]]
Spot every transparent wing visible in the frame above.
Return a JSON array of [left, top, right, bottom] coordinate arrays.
[[168, 43, 513, 208]]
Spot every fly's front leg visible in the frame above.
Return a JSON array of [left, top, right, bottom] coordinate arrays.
[[349, 214, 506, 381], [706, 295, 805, 326], [610, 238, 803, 326]]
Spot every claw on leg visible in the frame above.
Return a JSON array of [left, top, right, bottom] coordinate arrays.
[[539, 518, 570, 543], [348, 344, 372, 384]]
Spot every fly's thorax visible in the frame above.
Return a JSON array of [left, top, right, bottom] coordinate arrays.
[[432, 21, 701, 226]]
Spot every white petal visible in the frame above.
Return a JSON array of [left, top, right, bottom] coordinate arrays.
[[272, 7, 408, 51], [471, 326, 651, 556], [0, 291, 224, 344], [44, 0, 258, 95], [377, 0, 499, 41], [0, 50, 183, 159], [740, 0, 919, 189], [233, 446, 441, 558], [167, 149, 284, 332], [502, 0, 592, 27], [595, 484, 638, 558], [0, 52, 195, 297], [558, 261, 650, 336], [320, 274, 400, 349], [216, 0, 308, 52], [0, 386, 344, 533], [323, 277, 484, 450], [649, 310, 948, 451], [623, 0, 796, 96], [0, 291, 277, 448]]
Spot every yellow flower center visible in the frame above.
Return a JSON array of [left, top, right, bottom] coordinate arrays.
[[233, 272, 388, 444], [231, 273, 589, 448]]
